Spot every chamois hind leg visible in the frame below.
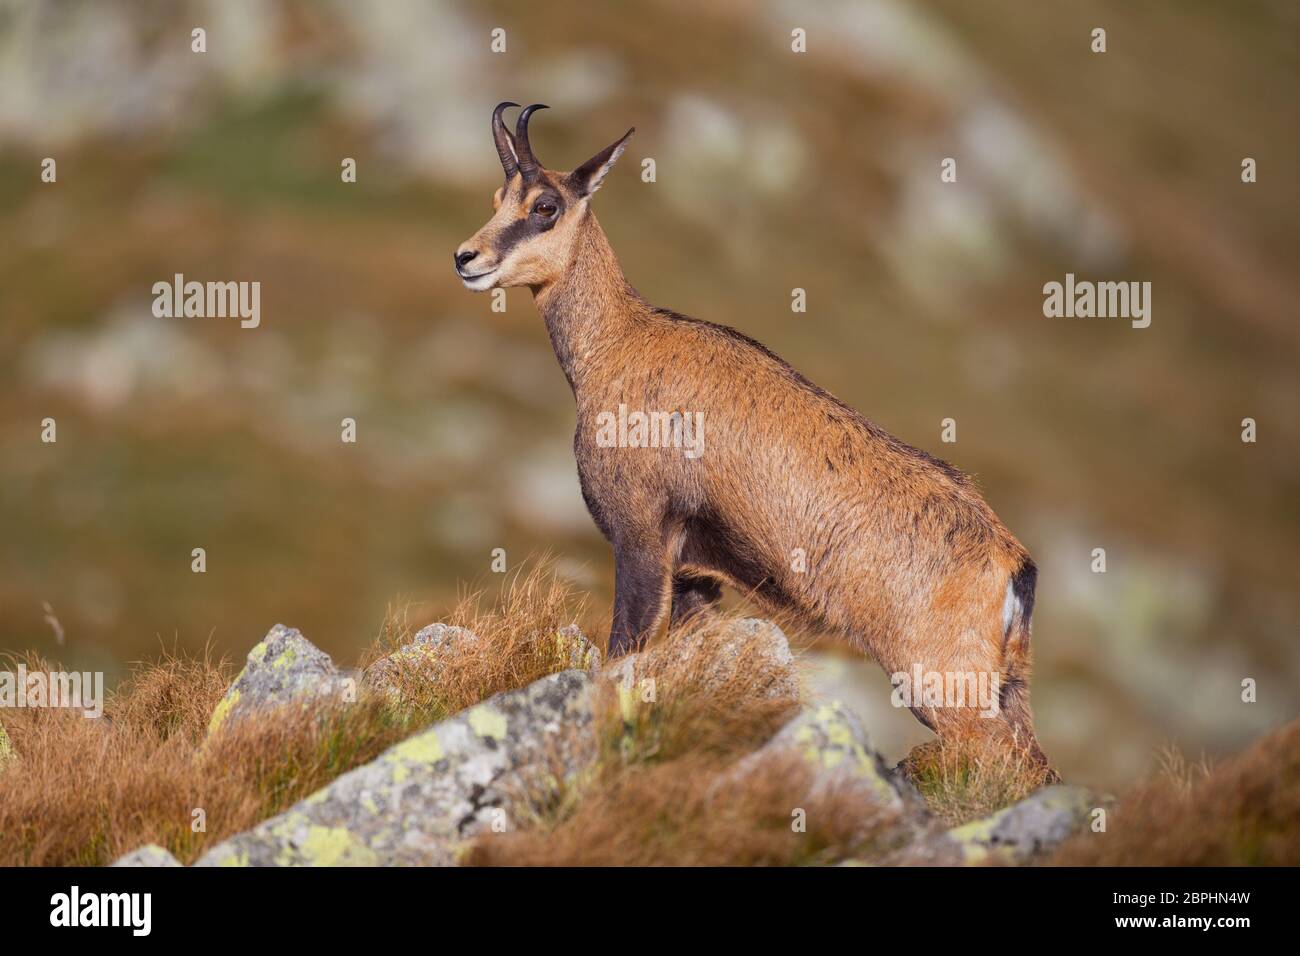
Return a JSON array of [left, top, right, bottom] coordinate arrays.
[[669, 571, 723, 628], [608, 532, 672, 658]]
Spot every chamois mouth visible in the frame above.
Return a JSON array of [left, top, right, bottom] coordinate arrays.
[[458, 268, 497, 290]]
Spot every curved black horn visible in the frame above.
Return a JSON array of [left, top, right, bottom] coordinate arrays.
[[514, 103, 549, 180], [492, 101, 520, 180]]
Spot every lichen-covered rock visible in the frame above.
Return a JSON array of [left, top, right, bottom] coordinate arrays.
[[411, 622, 479, 655], [905, 784, 1096, 864], [111, 844, 183, 867], [194, 670, 595, 867], [208, 625, 349, 736], [361, 623, 480, 697], [748, 701, 921, 814], [0, 719, 14, 767]]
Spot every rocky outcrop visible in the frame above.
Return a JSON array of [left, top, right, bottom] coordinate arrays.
[[194, 670, 595, 866], [111, 844, 182, 867], [208, 624, 351, 736], [122, 617, 1092, 868]]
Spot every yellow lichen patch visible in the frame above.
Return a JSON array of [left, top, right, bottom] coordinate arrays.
[[552, 628, 597, 670], [790, 704, 900, 805], [384, 733, 447, 770], [217, 849, 251, 867], [793, 720, 843, 769], [468, 705, 508, 742], [294, 825, 378, 867], [272, 646, 298, 670], [207, 687, 241, 735], [945, 805, 1011, 862], [617, 682, 638, 723], [0, 720, 14, 767]]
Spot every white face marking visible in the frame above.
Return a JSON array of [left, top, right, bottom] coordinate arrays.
[[460, 270, 497, 291]]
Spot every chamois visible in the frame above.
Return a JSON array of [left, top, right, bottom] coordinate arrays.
[[455, 103, 1050, 767]]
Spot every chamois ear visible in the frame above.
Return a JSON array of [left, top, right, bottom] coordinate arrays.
[[568, 128, 634, 198]]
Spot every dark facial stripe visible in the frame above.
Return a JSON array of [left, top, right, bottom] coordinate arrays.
[[492, 191, 564, 260]]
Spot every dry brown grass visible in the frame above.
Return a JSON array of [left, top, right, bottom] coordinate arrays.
[[361, 559, 595, 715], [466, 750, 899, 866], [595, 614, 802, 765], [898, 732, 1056, 827], [1050, 718, 1300, 866], [0, 562, 596, 866], [0, 649, 434, 865]]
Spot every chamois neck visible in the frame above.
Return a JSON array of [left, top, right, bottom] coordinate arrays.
[[533, 212, 643, 390]]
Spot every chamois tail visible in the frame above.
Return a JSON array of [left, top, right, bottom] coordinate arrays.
[[1000, 557, 1056, 778]]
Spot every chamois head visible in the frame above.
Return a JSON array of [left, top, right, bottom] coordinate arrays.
[[454, 102, 634, 291]]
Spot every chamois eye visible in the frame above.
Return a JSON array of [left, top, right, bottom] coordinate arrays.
[[533, 201, 558, 218]]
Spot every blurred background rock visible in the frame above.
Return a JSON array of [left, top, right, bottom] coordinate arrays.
[[1, 0, 1296, 787]]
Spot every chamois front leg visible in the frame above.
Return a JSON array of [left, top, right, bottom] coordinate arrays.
[[608, 538, 671, 657]]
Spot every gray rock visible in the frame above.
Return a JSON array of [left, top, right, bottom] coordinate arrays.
[[605, 617, 797, 701], [111, 844, 183, 867], [714, 618, 797, 699], [553, 624, 602, 673], [744, 700, 922, 815], [361, 623, 480, 697], [194, 670, 595, 867], [412, 622, 479, 652], [905, 784, 1096, 864], [208, 625, 348, 736]]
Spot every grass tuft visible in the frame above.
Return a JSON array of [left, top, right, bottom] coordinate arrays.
[[898, 732, 1055, 826]]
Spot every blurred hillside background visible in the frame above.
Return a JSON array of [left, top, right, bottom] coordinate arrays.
[[1, 0, 1296, 788]]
